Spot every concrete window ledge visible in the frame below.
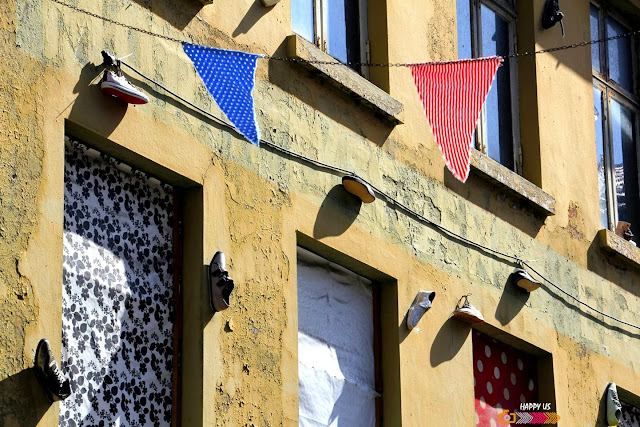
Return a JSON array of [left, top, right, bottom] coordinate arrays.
[[598, 228, 640, 267], [469, 149, 556, 216], [286, 34, 404, 124]]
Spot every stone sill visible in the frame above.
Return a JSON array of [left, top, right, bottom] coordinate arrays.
[[598, 228, 640, 267], [286, 34, 404, 124], [469, 149, 556, 216]]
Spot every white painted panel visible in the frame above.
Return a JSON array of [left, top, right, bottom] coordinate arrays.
[[297, 247, 376, 427]]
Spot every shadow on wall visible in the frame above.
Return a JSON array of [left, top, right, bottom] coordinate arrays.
[[593, 385, 607, 427], [443, 167, 547, 239], [586, 235, 640, 297], [537, 274, 640, 340], [129, 0, 203, 31], [67, 58, 246, 143], [313, 185, 362, 239], [267, 40, 395, 147], [429, 317, 471, 368], [65, 61, 128, 138], [495, 274, 530, 326], [233, 0, 275, 37], [0, 368, 51, 426]]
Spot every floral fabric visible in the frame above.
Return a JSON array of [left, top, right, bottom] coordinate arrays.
[[61, 137, 175, 426]]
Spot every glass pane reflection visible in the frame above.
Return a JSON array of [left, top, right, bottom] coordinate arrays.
[[481, 5, 514, 170]]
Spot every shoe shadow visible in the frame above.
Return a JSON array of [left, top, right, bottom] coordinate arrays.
[[0, 367, 51, 426], [429, 316, 471, 367], [313, 184, 362, 239], [67, 62, 128, 138], [494, 274, 530, 326], [232, 0, 275, 37]]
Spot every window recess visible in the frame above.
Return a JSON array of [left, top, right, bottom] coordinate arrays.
[[591, 1, 640, 238], [457, 0, 521, 174], [291, 0, 369, 77]]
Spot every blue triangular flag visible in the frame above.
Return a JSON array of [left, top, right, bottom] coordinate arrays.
[[183, 42, 262, 145]]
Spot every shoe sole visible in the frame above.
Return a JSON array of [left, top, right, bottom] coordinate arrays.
[[517, 279, 541, 292], [101, 82, 149, 105], [342, 176, 375, 203], [453, 310, 485, 324]]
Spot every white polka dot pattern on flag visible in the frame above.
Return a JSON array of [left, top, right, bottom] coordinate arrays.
[[473, 330, 538, 426], [183, 42, 261, 145]]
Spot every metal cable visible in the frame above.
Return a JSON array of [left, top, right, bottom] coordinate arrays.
[[51, 0, 640, 67], [118, 58, 640, 332], [523, 261, 640, 331], [50, 0, 187, 44], [50, 0, 640, 331]]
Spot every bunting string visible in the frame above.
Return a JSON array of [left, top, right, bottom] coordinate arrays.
[[50, 0, 640, 67], [118, 57, 640, 333], [47, 0, 640, 332]]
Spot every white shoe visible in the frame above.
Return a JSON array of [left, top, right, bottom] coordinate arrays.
[[406, 291, 436, 330], [512, 267, 541, 292], [606, 382, 623, 426], [101, 70, 149, 104], [453, 293, 484, 324]]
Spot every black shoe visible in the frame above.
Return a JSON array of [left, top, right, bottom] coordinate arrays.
[[209, 251, 235, 312], [542, 0, 565, 36], [34, 339, 71, 402]]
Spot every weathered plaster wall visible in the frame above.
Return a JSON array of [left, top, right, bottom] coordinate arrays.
[[2, 0, 640, 425]]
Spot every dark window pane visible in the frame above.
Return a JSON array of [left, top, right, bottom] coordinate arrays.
[[292, 0, 314, 43], [457, 0, 472, 59], [594, 87, 608, 228], [607, 16, 634, 93], [326, 0, 362, 71], [326, 0, 347, 62], [610, 99, 639, 233], [481, 5, 514, 170], [590, 4, 601, 73]]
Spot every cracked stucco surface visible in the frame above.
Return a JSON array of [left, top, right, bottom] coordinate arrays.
[[2, 0, 640, 425]]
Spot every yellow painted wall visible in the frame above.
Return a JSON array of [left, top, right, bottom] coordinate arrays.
[[1, 0, 640, 425]]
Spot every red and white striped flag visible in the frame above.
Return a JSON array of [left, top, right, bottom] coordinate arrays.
[[410, 57, 503, 182]]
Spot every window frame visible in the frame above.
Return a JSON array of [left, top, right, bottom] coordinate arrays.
[[591, 1, 640, 233], [295, 246, 382, 426], [460, 0, 522, 174], [292, 0, 370, 77]]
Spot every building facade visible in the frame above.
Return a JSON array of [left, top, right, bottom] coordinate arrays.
[[1, 0, 640, 425]]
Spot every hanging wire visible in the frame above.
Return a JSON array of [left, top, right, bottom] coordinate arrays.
[[116, 57, 640, 332], [49, 0, 640, 331], [523, 261, 640, 331], [51, 0, 640, 67]]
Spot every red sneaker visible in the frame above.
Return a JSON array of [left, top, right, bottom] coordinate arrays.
[[100, 70, 149, 105]]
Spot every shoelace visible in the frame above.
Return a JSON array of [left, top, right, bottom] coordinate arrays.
[[49, 361, 67, 386], [611, 388, 620, 404], [457, 293, 472, 310]]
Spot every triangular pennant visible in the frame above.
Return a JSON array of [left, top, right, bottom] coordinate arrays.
[[410, 57, 503, 182], [183, 42, 262, 145]]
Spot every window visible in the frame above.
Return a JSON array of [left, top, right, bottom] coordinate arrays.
[[291, 0, 369, 75], [61, 137, 182, 425], [472, 330, 558, 425], [457, 0, 521, 172], [592, 2, 640, 236], [296, 247, 381, 426]]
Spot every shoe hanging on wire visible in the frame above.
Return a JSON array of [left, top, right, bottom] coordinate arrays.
[[100, 52, 149, 105], [453, 293, 485, 325]]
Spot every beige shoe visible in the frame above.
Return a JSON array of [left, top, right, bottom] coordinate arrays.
[[453, 293, 484, 324], [342, 175, 375, 203]]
